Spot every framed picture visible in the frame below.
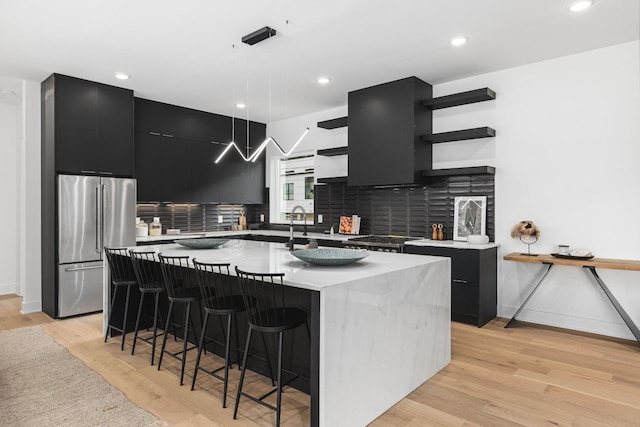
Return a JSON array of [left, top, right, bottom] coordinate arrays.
[[453, 196, 487, 241]]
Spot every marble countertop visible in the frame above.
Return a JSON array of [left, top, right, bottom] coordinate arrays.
[[131, 239, 448, 293], [405, 239, 500, 250], [136, 229, 352, 244], [137, 230, 500, 250]]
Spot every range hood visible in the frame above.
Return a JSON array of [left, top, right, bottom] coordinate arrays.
[[347, 77, 432, 187]]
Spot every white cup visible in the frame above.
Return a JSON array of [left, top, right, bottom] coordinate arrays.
[[558, 244, 570, 254]]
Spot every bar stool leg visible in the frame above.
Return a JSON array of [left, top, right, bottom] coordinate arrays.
[[179, 301, 192, 386], [276, 330, 284, 427], [260, 332, 276, 386], [105, 284, 119, 343], [234, 327, 253, 420], [222, 313, 233, 408], [120, 285, 132, 351], [191, 311, 210, 391], [158, 301, 174, 370], [150, 291, 161, 365], [131, 291, 146, 357]]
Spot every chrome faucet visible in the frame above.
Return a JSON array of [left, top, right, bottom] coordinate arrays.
[[289, 205, 307, 251]]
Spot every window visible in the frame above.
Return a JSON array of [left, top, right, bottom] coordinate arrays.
[[305, 177, 314, 199], [270, 154, 315, 223], [283, 183, 294, 200]]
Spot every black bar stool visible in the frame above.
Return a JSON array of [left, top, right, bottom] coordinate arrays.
[[190, 260, 245, 407], [157, 254, 202, 386], [130, 250, 166, 365], [233, 267, 309, 427], [104, 247, 138, 351]]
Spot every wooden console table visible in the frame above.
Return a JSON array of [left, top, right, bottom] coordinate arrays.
[[503, 253, 640, 344]]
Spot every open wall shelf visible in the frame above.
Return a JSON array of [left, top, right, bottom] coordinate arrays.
[[421, 88, 496, 110], [317, 146, 348, 156], [317, 117, 348, 129], [421, 166, 495, 178], [422, 126, 496, 143], [317, 176, 348, 184]]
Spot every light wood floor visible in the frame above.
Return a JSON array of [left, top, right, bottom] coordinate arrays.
[[2, 293, 640, 426]]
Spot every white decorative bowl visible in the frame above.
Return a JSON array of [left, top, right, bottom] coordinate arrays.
[[291, 248, 369, 266], [466, 234, 489, 244], [176, 238, 229, 249]]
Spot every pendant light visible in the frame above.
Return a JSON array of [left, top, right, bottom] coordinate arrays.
[[215, 21, 309, 164]]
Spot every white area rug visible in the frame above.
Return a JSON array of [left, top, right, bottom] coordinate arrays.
[[0, 325, 164, 427]]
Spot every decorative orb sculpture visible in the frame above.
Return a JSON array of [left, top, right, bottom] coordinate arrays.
[[510, 220, 541, 256]]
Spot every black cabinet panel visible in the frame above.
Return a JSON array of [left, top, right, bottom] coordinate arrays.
[[134, 132, 163, 201], [404, 245, 497, 327], [134, 98, 265, 204], [96, 84, 134, 175], [54, 75, 98, 173], [50, 74, 133, 176], [348, 77, 432, 186], [161, 137, 192, 202], [191, 110, 231, 143], [190, 141, 220, 202]]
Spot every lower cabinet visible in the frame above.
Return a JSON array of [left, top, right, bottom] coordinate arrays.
[[404, 245, 497, 327]]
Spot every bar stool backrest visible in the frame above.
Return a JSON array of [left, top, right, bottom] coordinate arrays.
[[234, 266, 288, 328], [104, 247, 136, 284], [129, 250, 163, 291], [192, 260, 235, 312], [158, 254, 194, 299]]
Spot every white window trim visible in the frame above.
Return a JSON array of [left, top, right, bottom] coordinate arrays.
[[269, 152, 315, 225]]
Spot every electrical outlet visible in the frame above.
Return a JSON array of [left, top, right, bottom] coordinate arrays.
[[317, 214, 323, 223], [260, 214, 265, 222], [218, 215, 224, 223]]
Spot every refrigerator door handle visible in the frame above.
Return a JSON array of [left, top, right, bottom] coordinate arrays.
[[64, 265, 103, 272], [95, 185, 102, 254], [99, 183, 106, 252]]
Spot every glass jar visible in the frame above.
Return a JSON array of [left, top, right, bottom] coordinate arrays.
[[136, 217, 148, 237], [149, 217, 162, 236]]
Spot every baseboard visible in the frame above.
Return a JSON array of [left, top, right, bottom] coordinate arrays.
[[498, 304, 635, 341], [21, 299, 42, 314]]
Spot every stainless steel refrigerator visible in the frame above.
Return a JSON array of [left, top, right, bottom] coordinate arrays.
[[57, 174, 136, 317]]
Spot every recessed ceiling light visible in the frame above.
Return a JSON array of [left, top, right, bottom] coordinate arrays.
[[449, 36, 468, 47], [0, 89, 16, 95], [568, 0, 593, 12], [317, 76, 332, 85], [114, 72, 129, 80], [236, 103, 246, 109]]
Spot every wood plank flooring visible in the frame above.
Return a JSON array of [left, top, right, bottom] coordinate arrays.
[[2, 293, 639, 426]]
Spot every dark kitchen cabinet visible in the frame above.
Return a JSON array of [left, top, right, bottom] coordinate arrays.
[[47, 74, 134, 176], [134, 98, 265, 204], [135, 98, 191, 139], [404, 245, 497, 327], [348, 77, 432, 187]]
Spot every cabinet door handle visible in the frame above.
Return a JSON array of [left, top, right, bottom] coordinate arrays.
[[81, 170, 97, 174], [162, 134, 174, 138], [149, 132, 161, 136], [65, 265, 103, 272], [452, 279, 468, 284], [99, 171, 113, 175]]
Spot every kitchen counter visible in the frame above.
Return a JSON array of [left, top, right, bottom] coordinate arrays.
[[113, 239, 450, 427], [136, 229, 354, 244], [405, 239, 500, 250]]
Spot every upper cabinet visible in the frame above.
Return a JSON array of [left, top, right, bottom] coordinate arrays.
[[43, 73, 134, 177], [347, 77, 433, 187], [134, 98, 265, 204]]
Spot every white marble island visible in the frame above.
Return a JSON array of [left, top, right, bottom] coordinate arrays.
[[123, 239, 451, 427]]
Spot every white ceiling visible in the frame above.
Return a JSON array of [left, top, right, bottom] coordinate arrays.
[[1, 0, 638, 121]]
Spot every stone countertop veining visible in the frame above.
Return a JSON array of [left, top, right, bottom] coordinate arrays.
[[129, 239, 448, 293]]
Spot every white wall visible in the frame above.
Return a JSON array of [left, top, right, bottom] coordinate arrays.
[[267, 41, 640, 340], [0, 78, 41, 314], [0, 101, 18, 295]]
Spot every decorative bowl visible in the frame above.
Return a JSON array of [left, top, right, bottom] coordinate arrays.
[[466, 234, 489, 244], [291, 248, 369, 266], [175, 238, 229, 249]]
